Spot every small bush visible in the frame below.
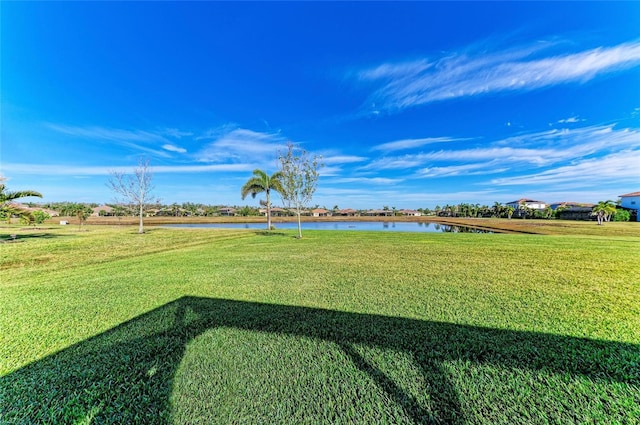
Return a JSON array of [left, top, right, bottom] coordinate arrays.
[[32, 210, 51, 224], [613, 210, 630, 222]]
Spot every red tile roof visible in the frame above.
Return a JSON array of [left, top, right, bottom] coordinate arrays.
[[619, 192, 640, 197]]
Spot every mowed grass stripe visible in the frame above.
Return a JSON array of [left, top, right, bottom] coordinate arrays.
[[1, 226, 254, 282]]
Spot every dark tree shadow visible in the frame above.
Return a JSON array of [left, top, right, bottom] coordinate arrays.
[[253, 230, 287, 237], [1, 297, 638, 424], [1, 232, 73, 242]]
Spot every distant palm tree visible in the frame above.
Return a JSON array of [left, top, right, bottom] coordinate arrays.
[[492, 202, 503, 218], [0, 182, 43, 222], [593, 200, 617, 225], [241, 169, 284, 230], [473, 203, 481, 218]]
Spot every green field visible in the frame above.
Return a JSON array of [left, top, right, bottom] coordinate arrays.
[[1, 224, 639, 424]]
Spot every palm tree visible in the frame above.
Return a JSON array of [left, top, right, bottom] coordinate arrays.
[[473, 203, 481, 218], [241, 169, 284, 230], [593, 200, 617, 225], [0, 182, 43, 222], [492, 202, 503, 218]]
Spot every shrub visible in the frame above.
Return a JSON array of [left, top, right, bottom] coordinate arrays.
[[32, 210, 51, 224], [613, 209, 630, 222]]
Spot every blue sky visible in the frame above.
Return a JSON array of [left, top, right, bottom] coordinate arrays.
[[2, 2, 639, 209]]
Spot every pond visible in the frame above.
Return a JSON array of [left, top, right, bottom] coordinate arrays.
[[163, 221, 497, 233]]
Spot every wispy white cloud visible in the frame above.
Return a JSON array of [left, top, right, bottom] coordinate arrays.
[[162, 144, 187, 154], [371, 136, 466, 153], [360, 156, 427, 170], [557, 116, 585, 124], [154, 164, 254, 173], [494, 124, 640, 156], [196, 128, 287, 164], [357, 59, 432, 80], [362, 146, 554, 171], [360, 124, 640, 180], [440, 125, 636, 164], [416, 162, 509, 178], [46, 123, 173, 157], [419, 147, 554, 165], [326, 176, 405, 185], [490, 150, 640, 186], [47, 123, 167, 143], [1, 163, 253, 176], [356, 39, 640, 112], [322, 155, 369, 165]]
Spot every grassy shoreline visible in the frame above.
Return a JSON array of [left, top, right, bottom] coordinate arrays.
[[1, 225, 639, 423]]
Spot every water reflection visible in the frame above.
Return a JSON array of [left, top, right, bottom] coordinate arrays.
[[164, 221, 496, 234]]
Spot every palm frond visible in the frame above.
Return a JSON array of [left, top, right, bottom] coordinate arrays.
[[240, 170, 284, 200], [0, 184, 42, 205]]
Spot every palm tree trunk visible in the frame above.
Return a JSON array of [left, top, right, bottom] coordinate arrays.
[[266, 190, 271, 230]]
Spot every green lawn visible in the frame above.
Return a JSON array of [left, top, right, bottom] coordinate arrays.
[[1, 225, 639, 424]]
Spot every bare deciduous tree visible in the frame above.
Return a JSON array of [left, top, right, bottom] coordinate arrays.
[[107, 157, 155, 234], [278, 142, 323, 239]]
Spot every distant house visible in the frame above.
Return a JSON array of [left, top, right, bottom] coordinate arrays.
[[335, 208, 358, 216], [364, 209, 394, 216], [398, 209, 422, 217], [619, 192, 640, 222], [260, 207, 288, 217], [550, 201, 594, 210], [274, 208, 311, 216], [506, 199, 547, 210], [219, 207, 236, 216], [311, 208, 331, 217], [42, 208, 60, 217], [155, 207, 188, 217], [92, 205, 114, 216], [549, 202, 595, 221], [8, 203, 59, 217]]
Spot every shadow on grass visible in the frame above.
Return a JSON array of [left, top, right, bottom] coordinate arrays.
[[0, 232, 73, 242], [254, 230, 288, 237], [1, 297, 638, 423]]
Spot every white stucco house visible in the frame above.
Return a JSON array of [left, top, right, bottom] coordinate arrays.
[[619, 192, 640, 221], [506, 199, 547, 210], [311, 208, 331, 217]]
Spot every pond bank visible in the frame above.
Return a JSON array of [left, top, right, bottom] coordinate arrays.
[[31, 215, 639, 237]]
